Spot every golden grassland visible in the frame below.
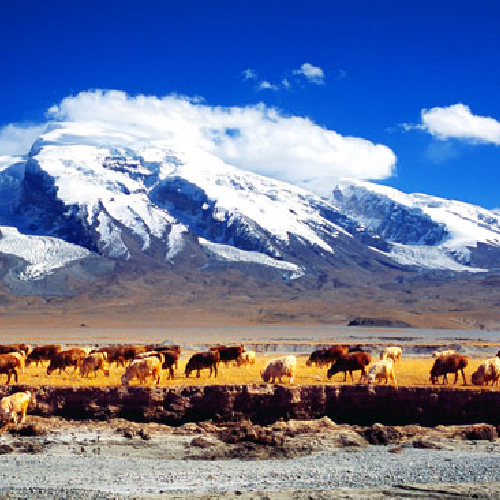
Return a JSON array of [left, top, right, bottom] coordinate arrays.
[[7, 355, 498, 389]]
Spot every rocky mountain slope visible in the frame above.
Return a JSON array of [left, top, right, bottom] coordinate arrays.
[[331, 180, 500, 272], [1, 121, 500, 330]]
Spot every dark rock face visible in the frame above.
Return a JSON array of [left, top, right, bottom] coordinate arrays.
[[5, 385, 500, 427], [331, 187, 448, 246], [18, 159, 98, 252]]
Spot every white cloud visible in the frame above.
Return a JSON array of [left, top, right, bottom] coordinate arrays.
[[420, 104, 500, 144], [0, 123, 46, 156], [30, 90, 395, 197], [293, 63, 325, 85], [281, 78, 291, 88], [258, 81, 279, 91], [242, 68, 257, 81]]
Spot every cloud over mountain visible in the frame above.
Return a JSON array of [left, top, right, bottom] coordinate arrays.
[[1, 90, 396, 196]]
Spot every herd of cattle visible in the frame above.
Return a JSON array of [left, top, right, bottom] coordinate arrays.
[[0, 343, 258, 386], [1, 342, 500, 387]]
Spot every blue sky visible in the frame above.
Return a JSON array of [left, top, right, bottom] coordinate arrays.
[[1, 0, 499, 208]]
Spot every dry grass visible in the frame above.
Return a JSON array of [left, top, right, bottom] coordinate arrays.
[[7, 355, 497, 389]]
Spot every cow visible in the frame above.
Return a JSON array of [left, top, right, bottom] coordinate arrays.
[[430, 354, 468, 385], [151, 345, 181, 369], [261, 355, 296, 384], [98, 346, 126, 367], [26, 344, 62, 367], [0, 344, 32, 356], [0, 391, 32, 428], [161, 350, 179, 380], [135, 351, 165, 364], [471, 358, 500, 386], [365, 359, 397, 385], [380, 347, 402, 363], [7, 352, 25, 374], [121, 357, 161, 386], [306, 346, 350, 367], [185, 351, 220, 378], [0, 354, 22, 385], [47, 349, 86, 375], [210, 345, 244, 367], [80, 353, 110, 378], [327, 352, 372, 382], [237, 350, 256, 367]]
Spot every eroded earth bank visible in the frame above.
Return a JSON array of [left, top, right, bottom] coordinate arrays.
[[2, 385, 500, 498]]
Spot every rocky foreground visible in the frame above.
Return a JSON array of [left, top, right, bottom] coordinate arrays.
[[1, 417, 500, 498]]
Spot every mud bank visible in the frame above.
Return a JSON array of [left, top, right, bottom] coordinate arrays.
[[4, 384, 500, 427]]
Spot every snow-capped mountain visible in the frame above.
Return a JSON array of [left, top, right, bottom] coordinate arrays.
[[331, 180, 500, 272], [0, 122, 387, 290], [1, 120, 499, 297]]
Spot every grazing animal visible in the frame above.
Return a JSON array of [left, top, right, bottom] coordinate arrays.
[[98, 346, 126, 367], [237, 350, 256, 367], [432, 349, 456, 358], [151, 345, 181, 369], [0, 354, 22, 385], [26, 345, 62, 367], [121, 357, 161, 386], [327, 352, 372, 382], [185, 351, 220, 378], [122, 345, 148, 364], [365, 359, 397, 385], [210, 345, 245, 367], [80, 353, 109, 378], [0, 344, 31, 356], [7, 352, 25, 374], [430, 354, 468, 385], [161, 350, 179, 380], [261, 355, 296, 384], [306, 346, 350, 367], [136, 351, 165, 364], [47, 349, 86, 375], [471, 358, 500, 386], [380, 347, 402, 363], [0, 391, 32, 427]]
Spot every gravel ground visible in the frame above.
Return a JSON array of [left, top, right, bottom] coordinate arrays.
[[2, 447, 500, 497]]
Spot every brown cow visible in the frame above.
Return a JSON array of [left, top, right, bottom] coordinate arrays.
[[430, 354, 468, 385], [151, 345, 181, 369], [327, 352, 372, 382], [98, 346, 126, 367], [26, 345, 62, 367], [0, 354, 22, 385], [306, 346, 350, 367], [185, 351, 220, 378], [47, 349, 86, 375], [210, 345, 244, 367], [0, 344, 31, 356], [161, 350, 179, 380]]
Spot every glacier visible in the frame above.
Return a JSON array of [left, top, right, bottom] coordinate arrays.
[[332, 180, 500, 271]]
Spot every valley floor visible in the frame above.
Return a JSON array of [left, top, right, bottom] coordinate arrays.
[[1, 417, 500, 498]]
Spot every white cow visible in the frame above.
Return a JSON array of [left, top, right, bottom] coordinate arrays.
[[0, 391, 33, 426], [380, 347, 402, 363], [260, 355, 296, 384], [366, 359, 397, 385]]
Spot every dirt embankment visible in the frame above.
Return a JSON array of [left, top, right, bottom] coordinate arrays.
[[4, 384, 500, 427]]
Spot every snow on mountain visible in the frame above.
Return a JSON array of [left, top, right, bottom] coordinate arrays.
[[199, 237, 304, 278], [0, 121, 358, 282], [0, 225, 90, 280], [332, 180, 500, 271]]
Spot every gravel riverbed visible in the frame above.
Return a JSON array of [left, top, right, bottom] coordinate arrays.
[[1, 447, 500, 498], [2, 417, 500, 498]]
